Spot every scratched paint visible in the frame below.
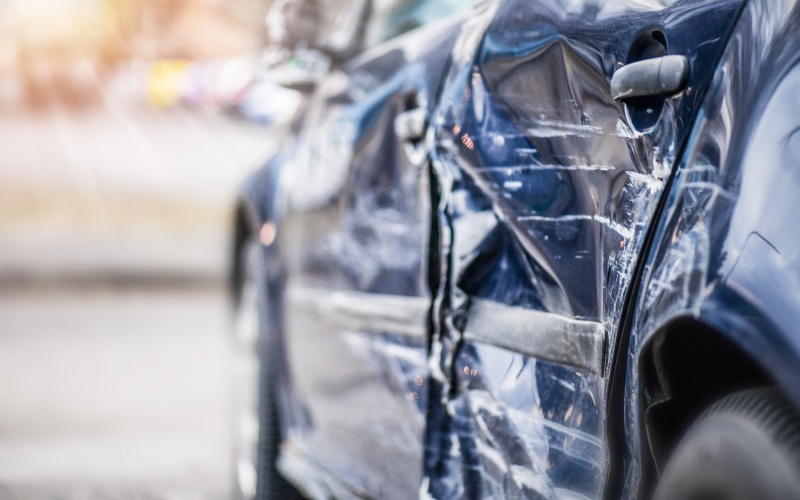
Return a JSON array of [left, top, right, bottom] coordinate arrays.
[[622, 0, 800, 497], [422, 0, 744, 497], [237, 0, 751, 496]]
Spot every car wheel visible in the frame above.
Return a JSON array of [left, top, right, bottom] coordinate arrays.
[[653, 388, 800, 500], [232, 239, 298, 499]]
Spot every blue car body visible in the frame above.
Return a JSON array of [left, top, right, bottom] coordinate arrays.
[[232, 0, 800, 497]]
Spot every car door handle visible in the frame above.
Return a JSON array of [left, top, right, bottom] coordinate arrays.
[[611, 55, 690, 101], [394, 107, 427, 142]]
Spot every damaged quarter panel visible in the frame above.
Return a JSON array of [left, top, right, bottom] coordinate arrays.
[[425, 0, 743, 497], [627, 0, 800, 496]]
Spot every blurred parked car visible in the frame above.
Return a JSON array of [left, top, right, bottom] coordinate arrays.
[[231, 0, 800, 498], [146, 59, 191, 108], [181, 59, 224, 109]]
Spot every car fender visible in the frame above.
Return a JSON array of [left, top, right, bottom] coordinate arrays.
[[624, 0, 800, 495]]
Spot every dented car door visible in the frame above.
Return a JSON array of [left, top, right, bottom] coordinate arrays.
[[277, 12, 466, 498], [424, 0, 745, 497]]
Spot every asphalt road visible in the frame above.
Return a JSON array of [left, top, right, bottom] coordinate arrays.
[[0, 284, 234, 499], [0, 91, 279, 498]]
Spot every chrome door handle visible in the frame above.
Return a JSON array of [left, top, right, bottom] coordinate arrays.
[[611, 55, 690, 101]]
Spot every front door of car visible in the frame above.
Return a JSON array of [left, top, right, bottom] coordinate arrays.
[[426, 0, 745, 497], [277, 3, 468, 497]]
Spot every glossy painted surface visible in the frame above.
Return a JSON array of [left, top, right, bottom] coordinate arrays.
[[226, 0, 800, 497], [624, 0, 800, 497], [424, 0, 742, 497], [275, 16, 465, 499], [452, 343, 604, 498]]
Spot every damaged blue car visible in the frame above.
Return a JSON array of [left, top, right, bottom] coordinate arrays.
[[230, 0, 800, 498]]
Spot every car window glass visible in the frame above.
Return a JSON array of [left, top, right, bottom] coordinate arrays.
[[364, 0, 472, 48]]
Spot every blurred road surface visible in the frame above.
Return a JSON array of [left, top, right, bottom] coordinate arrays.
[[0, 89, 279, 497], [0, 283, 233, 499]]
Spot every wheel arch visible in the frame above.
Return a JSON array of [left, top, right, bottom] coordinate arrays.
[[638, 315, 774, 472], [229, 159, 280, 306], [625, 3, 800, 494]]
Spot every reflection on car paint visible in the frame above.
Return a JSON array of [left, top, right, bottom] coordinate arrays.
[[454, 343, 603, 499], [276, 16, 466, 499], [422, 0, 743, 497], [228, 0, 793, 496], [623, 0, 800, 496]]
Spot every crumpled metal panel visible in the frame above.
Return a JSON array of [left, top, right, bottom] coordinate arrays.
[[240, 0, 750, 496], [422, 0, 744, 497], [622, 0, 800, 497], [454, 342, 604, 499]]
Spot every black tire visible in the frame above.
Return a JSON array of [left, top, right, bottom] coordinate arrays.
[[232, 239, 300, 500], [653, 388, 800, 500]]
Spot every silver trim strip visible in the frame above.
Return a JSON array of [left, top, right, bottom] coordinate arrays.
[[464, 298, 605, 373], [288, 287, 428, 338]]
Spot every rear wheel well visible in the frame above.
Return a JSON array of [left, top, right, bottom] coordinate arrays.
[[640, 318, 773, 478]]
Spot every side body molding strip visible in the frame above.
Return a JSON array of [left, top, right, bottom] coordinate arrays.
[[288, 288, 605, 371], [464, 299, 606, 374], [288, 287, 429, 339]]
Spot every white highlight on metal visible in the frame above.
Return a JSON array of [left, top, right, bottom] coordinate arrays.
[[464, 298, 605, 373], [288, 287, 429, 338]]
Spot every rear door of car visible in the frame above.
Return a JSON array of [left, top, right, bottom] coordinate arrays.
[[426, 0, 746, 497]]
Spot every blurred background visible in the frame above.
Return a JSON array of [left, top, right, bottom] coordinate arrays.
[[0, 0, 297, 497]]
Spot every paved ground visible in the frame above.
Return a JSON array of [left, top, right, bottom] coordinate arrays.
[[0, 283, 233, 499], [0, 91, 279, 498]]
